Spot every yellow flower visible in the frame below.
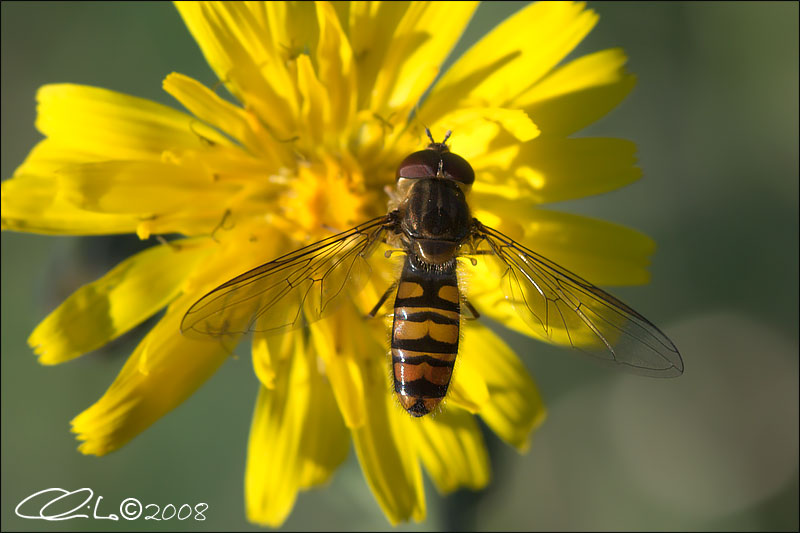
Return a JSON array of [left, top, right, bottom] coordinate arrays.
[[1, 1, 656, 526]]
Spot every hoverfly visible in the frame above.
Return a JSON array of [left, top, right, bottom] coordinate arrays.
[[181, 130, 683, 417]]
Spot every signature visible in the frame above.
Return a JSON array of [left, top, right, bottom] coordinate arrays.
[[15, 488, 208, 521]]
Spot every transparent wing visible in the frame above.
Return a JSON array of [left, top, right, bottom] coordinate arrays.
[[470, 221, 683, 376], [181, 215, 394, 340]]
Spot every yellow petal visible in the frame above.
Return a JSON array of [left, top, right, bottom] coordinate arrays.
[[245, 336, 307, 527], [424, 2, 596, 115], [13, 139, 98, 178], [297, 354, 349, 489], [471, 137, 642, 205], [431, 106, 540, 161], [133, 209, 244, 241], [314, 1, 356, 132], [465, 206, 655, 347], [348, 1, 414, 109], [446, 344, 490, 414], [371, 2, 478, 117], [462, 322, 546, 452], [178, 222, 322, 343], [162, 72, 284, 163], [261, 2, 319, 60], [1, 172, 139, 235], [57, 160, 237, 214], [4, 136, 267, 237], [175, 1, 298, 138], [29, 239, 212, 365], [309, 306, 374, 429], [180, 221, 292, 297], [470, 204, 656, 286], [352, 359, 425, 525], [246, 333, 348, 526], [70, 294, 230, 456], [296, 54, 329, 146], [516, 48, 636, 136], [35, 84, 230, 160], [251, 330, 291, 390], [406, 406, 490, 493], [323, 347, 367, 429]]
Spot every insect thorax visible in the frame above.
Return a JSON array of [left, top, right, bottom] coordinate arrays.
[[397, 178, 471, 265]]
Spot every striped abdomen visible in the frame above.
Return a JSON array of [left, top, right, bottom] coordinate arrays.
[[391, 256, 460, 417]]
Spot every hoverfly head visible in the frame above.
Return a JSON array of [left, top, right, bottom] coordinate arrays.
[[396, 129, 475, 186]]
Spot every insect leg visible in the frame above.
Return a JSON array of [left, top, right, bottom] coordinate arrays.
[[368, 282, 397, 318], [463, 299, 481, 320]]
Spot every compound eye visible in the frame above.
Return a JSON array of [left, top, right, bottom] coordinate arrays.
[[396, 150, 439, 180], [441, 152, 475, 185]]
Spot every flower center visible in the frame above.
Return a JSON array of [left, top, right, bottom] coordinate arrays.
[[281, 155, 376, 240]]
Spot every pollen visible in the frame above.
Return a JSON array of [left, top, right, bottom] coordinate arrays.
[[282, 156, 371, 238]]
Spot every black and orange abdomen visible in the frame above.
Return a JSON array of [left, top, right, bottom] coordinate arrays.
[[391, 256, 460, 416]]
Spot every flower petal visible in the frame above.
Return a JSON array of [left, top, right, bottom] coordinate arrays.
[[423, 1, 597, 121], [5, 132, 271, 238], [175, 1, 299, 138], [245, 334, 349, 527], [295, 54, 330, 146], [406, 406, 490, 494], [245, 337, 307, 527], [13, 139, 98, 178], [463, 201, 654, 349], [322, 346, 367, 429], [431, 106, 540, 160], [297, 356, 349, 489], [309, 305, 384, 429], [70, 294, 230, 456], [446, 347, 490, 414], [34, 84, 230, 160], [516, 48, 636, 136], [179, 221, 294, 299], [162, 72, 285, 164], [462, 322, 546, 452], [1, 172, 139, 235], [351, 359, 425, 525], [29, 239, 213, 365], [314, 1, 357, 132], [470, 204, 656, 286], [465, 206, 655, 346], [370, 2, 478, 117], [472, 137, 642, 204], [347, 2, 414, 109], [260, 1, 319, 59], [57, 160, 238, 214], [251, 330, 291, 390]]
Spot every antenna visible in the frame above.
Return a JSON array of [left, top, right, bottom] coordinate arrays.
[[425, 126, 453, 148]]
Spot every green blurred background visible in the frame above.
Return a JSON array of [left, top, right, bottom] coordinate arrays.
[[2, 1, 797, 530]]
